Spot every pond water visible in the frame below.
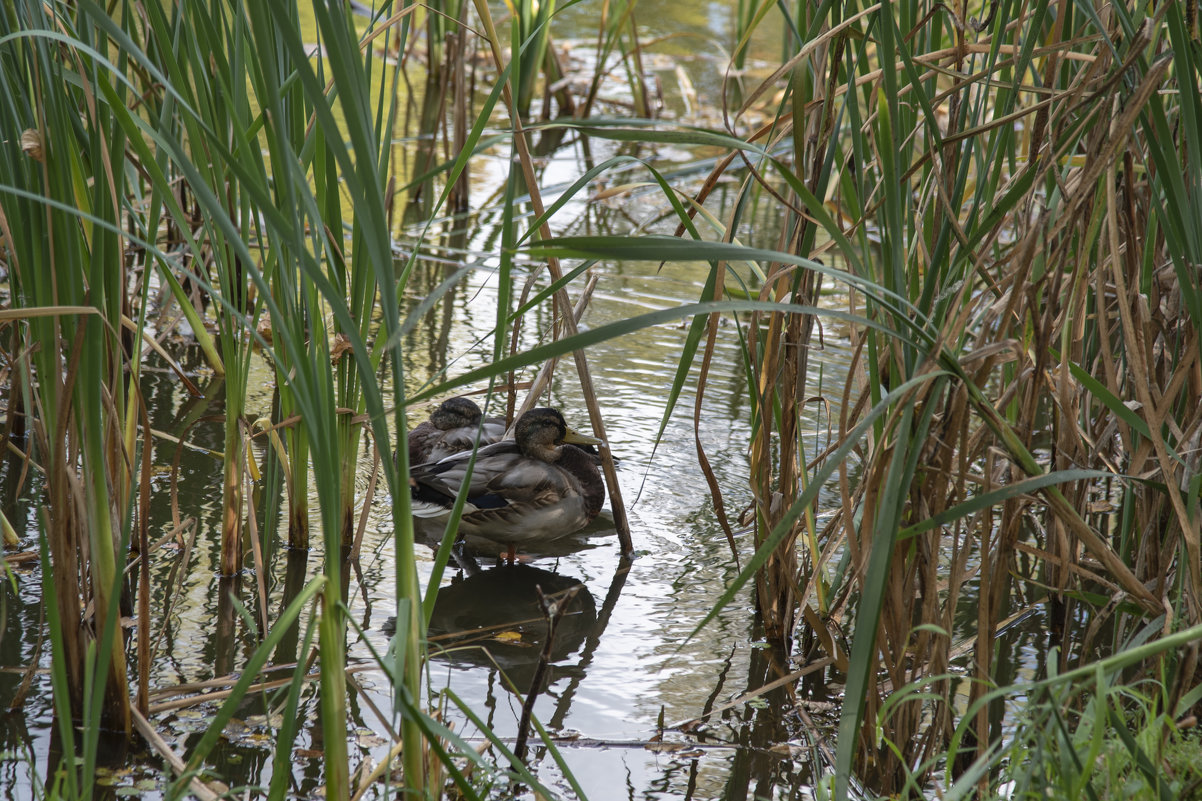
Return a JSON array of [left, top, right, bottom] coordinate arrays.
[[0, 4, 1058, 800], [0, 260, 846, 801]]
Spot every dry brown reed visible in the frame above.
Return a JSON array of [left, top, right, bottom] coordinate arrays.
[[685, 1, 1202, 795]]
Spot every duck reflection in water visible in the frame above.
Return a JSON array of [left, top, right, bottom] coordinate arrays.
[[426, 564, 598, 690]]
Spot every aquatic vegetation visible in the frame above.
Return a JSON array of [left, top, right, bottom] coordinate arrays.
[[532, 0, 1202, 798], [0, 0, 1200, 799]]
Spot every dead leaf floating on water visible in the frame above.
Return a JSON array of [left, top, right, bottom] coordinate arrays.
[[20, 129, 43, 161], [355, 731, 387, 748]]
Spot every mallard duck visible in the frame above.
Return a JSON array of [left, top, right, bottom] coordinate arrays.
[[408, 396, 506, 465], [409, 407, 605, 559]]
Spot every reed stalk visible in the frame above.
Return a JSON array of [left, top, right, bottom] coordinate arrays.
[[470, 0, 633, 552], [513, 0, 556, 120], [286, 2, 424, 792], [131, 0, 262, 577], [736, 1, 1202, 796], [247, 0, 315, 552]]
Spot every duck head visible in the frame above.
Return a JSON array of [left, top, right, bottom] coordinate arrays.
[[515, 407, 604, 461]]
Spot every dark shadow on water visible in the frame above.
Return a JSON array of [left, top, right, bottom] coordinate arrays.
[[214, 576, 241, 678], [427, 563, 599, 691], [638, 622, 822, 801], [719, 636, 813, 800], [272, 549, 310, 669]]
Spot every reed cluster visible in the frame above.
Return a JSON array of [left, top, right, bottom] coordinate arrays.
[[640, 0, 1202, 797], [1, 0, 1200, 799], [536, 0, 1202, 797]]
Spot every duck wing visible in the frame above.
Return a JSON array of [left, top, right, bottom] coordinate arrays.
[[409, 442, 589, 529], [424, 423, 505, 463], [410, 441, 525, 514], [452, 459, 592, 542], [480, 458, 581, 506], [409, 418, 508, 465]]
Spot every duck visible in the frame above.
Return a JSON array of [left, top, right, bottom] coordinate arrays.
[[409, 407, 605, 560], [407, 396, 506, 465]]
